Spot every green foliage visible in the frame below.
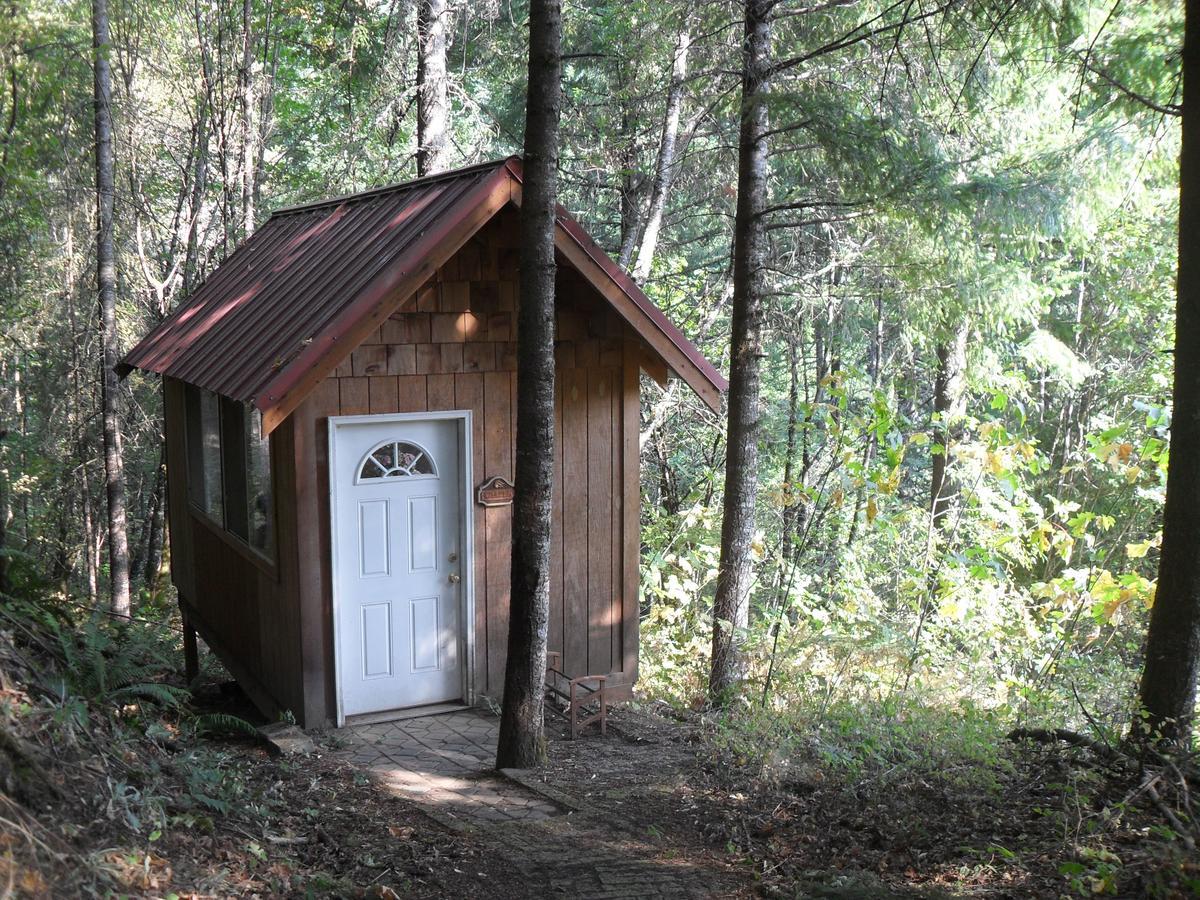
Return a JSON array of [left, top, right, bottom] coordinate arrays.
[[193, 712, 261, 739], [708, 693, 1009, 792], [36, 610, 188, 713]]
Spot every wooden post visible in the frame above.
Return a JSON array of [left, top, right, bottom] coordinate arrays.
[[181, 602, 199, 683]]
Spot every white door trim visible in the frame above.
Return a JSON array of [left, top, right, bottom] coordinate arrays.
[[328, 410, 475, 727]]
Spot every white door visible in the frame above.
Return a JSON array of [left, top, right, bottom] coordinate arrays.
[[332, 417, 463, 717]]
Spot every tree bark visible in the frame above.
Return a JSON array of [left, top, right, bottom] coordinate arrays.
[[780, 331, 805, 564], [709, 0, 771, 705], [847, 291, 884, 547], [0, 426, 10, 597], [416, 0, 449, 177], [929, 323, 967, 532], [239, 0, 256, 237], [93, 0, 131, 618], [631, 26, 690, 284], [183, 95, 210, 293], [496, 0, 561, 770], [142, 443, 167, 596], [1137, 0, 1200, 748], [616, 98, 643, 270]]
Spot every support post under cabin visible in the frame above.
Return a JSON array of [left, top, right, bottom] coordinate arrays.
[[181, 603, 199, 683]]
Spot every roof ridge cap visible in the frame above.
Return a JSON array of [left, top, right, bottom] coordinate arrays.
[[270, 156, 519, 218]]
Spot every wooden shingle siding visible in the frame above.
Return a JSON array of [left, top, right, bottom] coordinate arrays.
[[292, 213, 639, 715]]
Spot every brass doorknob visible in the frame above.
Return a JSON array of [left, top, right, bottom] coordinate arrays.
[[448, 573, 461, 584]]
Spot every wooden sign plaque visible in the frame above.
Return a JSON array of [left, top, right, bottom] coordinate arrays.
[[476, 475, 515, 507]]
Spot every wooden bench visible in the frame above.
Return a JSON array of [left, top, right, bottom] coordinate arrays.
[[544, 651, 607, 739]]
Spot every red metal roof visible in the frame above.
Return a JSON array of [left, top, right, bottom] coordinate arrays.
[[120, 157, 726, 428]]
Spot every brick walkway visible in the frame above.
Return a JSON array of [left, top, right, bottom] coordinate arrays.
[[333, 708, 739, 898], [335, 708, 562, 825]]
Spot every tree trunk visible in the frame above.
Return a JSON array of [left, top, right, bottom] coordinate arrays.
[[929, 323, 967, 532], [495, 0, 561, 770], [709, 0, 771, 705], [1136, 0, 1200, 748], [142, 444, 167, 595], [780, 332, 804, 564], [847, 292, 884, 547], [616, 101, 641, 269], [93, 0, 131, 618], [239, 0, 256, 237], [0, 427, 10, 597], [183, 97, 210, 293], [416, 0, 449, 177], [81, 464, 99, 605], [631, 26, 690, 284]]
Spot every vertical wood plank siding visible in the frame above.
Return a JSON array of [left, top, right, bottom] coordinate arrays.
[[164, 377, 305, 720], [171, 209, 642, 726]]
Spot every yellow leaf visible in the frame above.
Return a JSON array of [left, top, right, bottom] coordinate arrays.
[[986, 451, 1006, 475], [939, 598, 963, 620], [1125, 540, 1152, 559], [866, 497, 878, 524]]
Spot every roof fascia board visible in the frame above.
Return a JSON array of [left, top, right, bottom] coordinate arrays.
[[256, 164, 514, 434], [507, 176, 724, 414]]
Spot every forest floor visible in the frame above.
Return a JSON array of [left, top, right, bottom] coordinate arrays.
[[3, 642, 1197, 898]]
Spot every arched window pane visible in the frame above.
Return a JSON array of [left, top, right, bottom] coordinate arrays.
[[358, 440, 437, 481]]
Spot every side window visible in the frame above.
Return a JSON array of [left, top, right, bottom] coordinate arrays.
[[185, 385, 224, 523], [183, 384, 274, 562], [221, 397, 249, 540], [245, 408, 274, 557]]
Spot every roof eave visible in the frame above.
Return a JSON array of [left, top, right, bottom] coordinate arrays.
[[253, 162, 516, 434]]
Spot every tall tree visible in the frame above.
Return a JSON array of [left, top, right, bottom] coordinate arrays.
[[239, 0, 256, 236], [929, 321, 967, 531], [1137, 0, 1200, 748], [709, 0, 770, 703], [630, 24, 690, 284], [92, 0, 131, 617], [416, 0, 449, 177], [495, 0, 562, 768]]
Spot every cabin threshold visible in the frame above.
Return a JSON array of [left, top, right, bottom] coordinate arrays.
[[341, 702, 473, 728]]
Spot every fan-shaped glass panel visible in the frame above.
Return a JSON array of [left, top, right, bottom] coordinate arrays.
[[357, 440, 437, 481]]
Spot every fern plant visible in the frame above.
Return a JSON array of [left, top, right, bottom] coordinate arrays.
[[47, 615, 187, 711], [193, 712, 260, 738]]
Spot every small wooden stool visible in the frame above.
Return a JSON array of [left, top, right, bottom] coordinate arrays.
[[544, 651, 607, 739]]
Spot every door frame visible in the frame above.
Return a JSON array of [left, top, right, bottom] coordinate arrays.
[[327, 410, 475, 726]]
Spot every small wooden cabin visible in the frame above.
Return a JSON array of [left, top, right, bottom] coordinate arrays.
[[119, 158, 725, 728]]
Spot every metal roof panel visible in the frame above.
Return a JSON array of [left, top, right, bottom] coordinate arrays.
[[119, 158, 726, 422]]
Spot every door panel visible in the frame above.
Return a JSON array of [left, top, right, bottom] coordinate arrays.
[[361, 603, 393, 677], [333, 417, 463, 717], [408, 496, 437, 572], [358, 500, 390, 577], [409, 596, 440, 671]]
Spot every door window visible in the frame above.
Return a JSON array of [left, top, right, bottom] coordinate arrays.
[[357, 440, 437, 482]]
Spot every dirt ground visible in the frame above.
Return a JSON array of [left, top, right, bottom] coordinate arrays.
[[6, 689, 1198, 898]]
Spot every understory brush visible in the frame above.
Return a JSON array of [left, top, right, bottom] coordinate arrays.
[[637, 513, 1197, 895], [0, 589, 513, 898], [0, 592, 274, 894], [665, 691, 1196, 897]]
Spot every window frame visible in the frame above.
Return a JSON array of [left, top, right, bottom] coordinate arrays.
[[182, 384, 278, 570], [354, 439, 439, 484]]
